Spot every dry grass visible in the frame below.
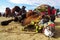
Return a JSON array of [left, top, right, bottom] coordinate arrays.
[[0, 17, 60, 40]]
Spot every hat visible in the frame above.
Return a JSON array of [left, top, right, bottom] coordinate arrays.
[[22, 6, 26, 8], [44, 23, 48, 28]]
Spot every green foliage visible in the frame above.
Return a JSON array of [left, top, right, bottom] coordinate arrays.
[[57, 9, 59, 13], [34, 7, 48, 12]]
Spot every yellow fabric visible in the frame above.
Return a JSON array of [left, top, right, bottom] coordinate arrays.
[[36, 26, 38, 29], [34, 19, 39, 22], [36, 30, 38, 33], [39, 24, 44, 30], [31, 21, 34, 25], [36, 26, 39, 33], [39, 26, 41, 30]]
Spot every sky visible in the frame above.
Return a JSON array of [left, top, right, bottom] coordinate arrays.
[[0, 0, 60, 12]]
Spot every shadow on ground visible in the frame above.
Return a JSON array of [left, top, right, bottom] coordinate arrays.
[[54, 27, 60, 38], [55, 22, 60, 26]]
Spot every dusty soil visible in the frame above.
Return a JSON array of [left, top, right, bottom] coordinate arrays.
[[0, 17, 60, 40]]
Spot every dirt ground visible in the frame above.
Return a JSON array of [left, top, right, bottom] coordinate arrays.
[[0, 17, 60, 40]]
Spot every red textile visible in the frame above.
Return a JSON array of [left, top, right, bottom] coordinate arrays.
[[48, 7, 51, 15], [49, 23, 55, 27], [52, 9, 56, 15]]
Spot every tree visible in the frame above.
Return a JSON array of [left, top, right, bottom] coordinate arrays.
[[57, 9, 59, 13]]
